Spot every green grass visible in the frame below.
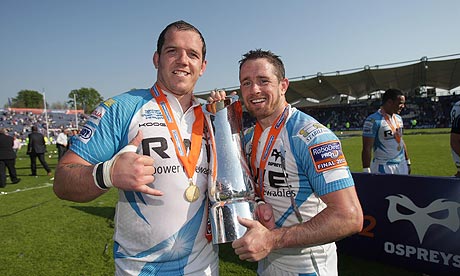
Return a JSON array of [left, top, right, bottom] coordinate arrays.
[[0, 130, 453, 275], [339, 128, 455, 176]]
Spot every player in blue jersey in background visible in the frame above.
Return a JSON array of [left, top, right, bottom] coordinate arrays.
[[209, 49, 363, 276], [53, 21, 219, 275], [362, 88, 411, 175], [450, 100, 460, 177]]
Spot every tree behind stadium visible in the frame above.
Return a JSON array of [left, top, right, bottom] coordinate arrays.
[[68, 87, 103, 114], [11, 90, 44, 108]]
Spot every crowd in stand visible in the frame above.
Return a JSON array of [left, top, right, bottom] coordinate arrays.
[[1, 94, 458, 140], [300, 94, 458, 131], [0, 110, 87, 145]]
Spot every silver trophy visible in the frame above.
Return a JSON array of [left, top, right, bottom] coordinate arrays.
[[205, 95, 256, 244]]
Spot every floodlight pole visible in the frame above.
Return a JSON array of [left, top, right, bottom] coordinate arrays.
[[74, 93, 78, 130], [42, 89, 50, 143]]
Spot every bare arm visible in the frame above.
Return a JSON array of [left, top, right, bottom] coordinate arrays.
[[361, 136, 374, 169], [403, 142, 409, 161], [53, 151, 106, 202], [53, 131, 162, 203], [232, 186, 363, 261], [451, 133, 460, 156]]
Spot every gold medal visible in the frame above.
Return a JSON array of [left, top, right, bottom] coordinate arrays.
[[185, 182, 200, 202], [397, 144, 401, 151]]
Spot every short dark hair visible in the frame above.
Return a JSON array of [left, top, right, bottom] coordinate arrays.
[[382, 88, 403, 104], [239, 49, 285, 81], [31, 126, 38, 132], [156, 20, 206, 61]]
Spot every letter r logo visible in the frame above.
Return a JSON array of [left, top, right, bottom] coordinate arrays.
[[142, 137, 170, 158]]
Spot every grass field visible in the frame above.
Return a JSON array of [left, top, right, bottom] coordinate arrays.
[[0, 129, 455, 275]]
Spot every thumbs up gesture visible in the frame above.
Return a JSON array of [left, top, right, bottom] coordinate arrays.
[[231, 216, 275, 262]]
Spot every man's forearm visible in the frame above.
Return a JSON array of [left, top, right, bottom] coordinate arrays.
[[271, 199, 362, 250], [361, 150, 371, 168], [53, 163, 108, 203]]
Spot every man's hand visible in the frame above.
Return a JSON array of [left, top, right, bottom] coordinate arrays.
[[232, 217, 274, 262], [406, 159, 411, 175], [207, 90, 228, 103], [255, 202, 276, 230], [207, 90, 238, 103], [111, 131, 163, 196]]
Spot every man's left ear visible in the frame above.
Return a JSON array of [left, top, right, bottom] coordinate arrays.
[[281, 78, 289, 95], [199, 60, 207, 77], [153, 52, 159, 69]]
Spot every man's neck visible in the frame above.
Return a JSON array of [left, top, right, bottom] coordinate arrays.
[[381, 106, 393, 116], [156, 82, 194, 111], [175, 93, 193, 111], [258, 104, 288, 130]]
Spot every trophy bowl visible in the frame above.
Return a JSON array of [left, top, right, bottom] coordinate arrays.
[[205, 96, 256, 244]]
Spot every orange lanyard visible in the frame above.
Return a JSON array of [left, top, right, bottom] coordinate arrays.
[[381, 109, 401, 145], [250, 105, 289, 200], [151, 83, 204, 180]]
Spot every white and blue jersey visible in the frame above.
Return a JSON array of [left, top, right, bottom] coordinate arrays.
[[450, 100, 460, 167], [71, 88, 218, 276], [362, 109, 407, 173], [245, 105, 354, 275]]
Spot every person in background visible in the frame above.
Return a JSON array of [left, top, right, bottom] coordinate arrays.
[[450, 100, 460, 177], [362, 88, 411, 174], [27, 125, 52, 176], [13, 135, 22, 155], [209, 49, 363, 276], [0, 128, 21, 187], [56, 128, 70, 160], [53, 20, 218, 275]]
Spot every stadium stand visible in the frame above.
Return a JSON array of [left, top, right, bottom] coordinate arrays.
[[1, 94, 458, 141], [0, 108, 87, 143]]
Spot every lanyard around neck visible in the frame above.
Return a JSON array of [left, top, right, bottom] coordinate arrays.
[[381, 109, 401, 145], [150, 83, 204, 179], [250, 105, 289, 200]]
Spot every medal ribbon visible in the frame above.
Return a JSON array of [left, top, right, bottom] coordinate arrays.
[[381, 109, 401, 146], [250, 105, 289, 200], [151, 83, 204, 180]]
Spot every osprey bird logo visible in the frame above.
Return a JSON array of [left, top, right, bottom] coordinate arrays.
[[386, 194, 460, 243]]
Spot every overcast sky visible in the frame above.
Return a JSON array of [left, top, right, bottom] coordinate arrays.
[[1, 0, 459, 107]]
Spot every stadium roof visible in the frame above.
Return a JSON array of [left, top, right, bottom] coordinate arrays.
[[195, 53, 460, 105]]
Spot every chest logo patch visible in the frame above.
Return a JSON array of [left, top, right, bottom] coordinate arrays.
[[309, 140, 348, 173]]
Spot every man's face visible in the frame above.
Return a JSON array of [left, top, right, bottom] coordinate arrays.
[[391, 95, 406, 114], [239, 58, 288, 124], [153, 28, 207, 97]]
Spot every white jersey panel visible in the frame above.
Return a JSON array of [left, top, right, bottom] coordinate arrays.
[[71, 89, 218, 276], [362, 109, 406, 164], [244, 106, 354, 274]]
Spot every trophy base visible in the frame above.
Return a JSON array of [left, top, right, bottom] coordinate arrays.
[[210, 199, 255, 244]]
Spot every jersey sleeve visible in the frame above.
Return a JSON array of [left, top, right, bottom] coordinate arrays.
[[451, 102, 460, 134], [289, 114, 355, 197], [362, 114, 378, 138], [70, 91, 147, 164]]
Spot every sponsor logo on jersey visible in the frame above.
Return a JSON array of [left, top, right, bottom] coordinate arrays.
[[78, 125, 95, 144], [298, 122, 329, 144], [138, 121, 167, 128], [309, 140, 348, 173], [270, 148, 283, 162], [141, 109, 164, 120], [264, 188, 296, 198], [362, 119, 374, 134], [88, 106, 105, 126], [152, 165, 211, 176], [103, 98, 116, 108]]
